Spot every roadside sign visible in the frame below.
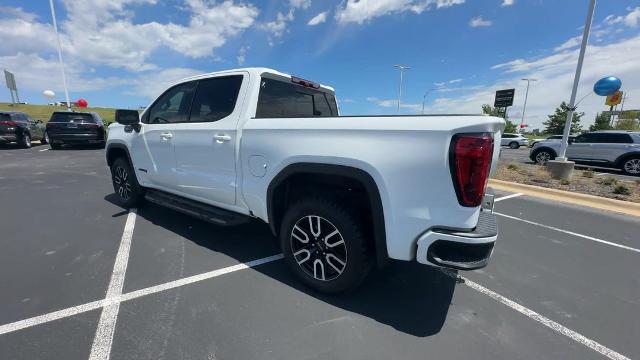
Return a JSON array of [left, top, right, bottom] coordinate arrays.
[[605, 91, 622, 106], [4, 69, 16, 90], [494, 88, 515, 108]]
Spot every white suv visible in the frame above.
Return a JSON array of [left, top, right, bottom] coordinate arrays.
[[530, 131, 640, 175], [501, 133, 529, 149]]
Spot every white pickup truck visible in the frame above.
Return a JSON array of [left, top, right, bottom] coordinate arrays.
[[106, 68, 504, 293]]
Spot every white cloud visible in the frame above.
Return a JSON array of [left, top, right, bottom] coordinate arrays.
[[237, 46, 248, 65], [308, 11, 328, 26], [433, 81, 446, 86], [289, 0, 311, 9], [424, 35, 640, 130], [2, 1, 259, 72], [469, 16, 491, 28], [554, 35, 582, 52], [449, 78, 463, 84], [604, 7, 640, 28], [366, 96, 420, 112], [261, 9, 295, 38], [335, 0, 464, 24], [501, 0, 514, 7]]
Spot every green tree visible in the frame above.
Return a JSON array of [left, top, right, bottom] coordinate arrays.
[[589, 112, 612, 131], [543, 101, 583, 134], [614, 111, 640, 131], [482, 104, 517, 133]]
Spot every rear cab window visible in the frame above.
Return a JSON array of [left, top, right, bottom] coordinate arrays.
[[256, 76, 338, 118]]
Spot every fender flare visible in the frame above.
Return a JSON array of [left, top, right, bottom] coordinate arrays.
[[267, 162, 388, 265], [615, 152, 640, 166], [105, 143, 134, 167]]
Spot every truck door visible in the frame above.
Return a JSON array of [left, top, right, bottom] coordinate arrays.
[[171, 74, 246, 206], [130, 81, 196, 189]]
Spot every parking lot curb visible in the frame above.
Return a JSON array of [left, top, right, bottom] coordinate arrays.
[[489, 179, 640, 218]]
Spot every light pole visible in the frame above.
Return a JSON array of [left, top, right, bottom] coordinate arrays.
[[48, 0, 71, 111], [557, 0, 596, 162], [421, 88, 440, 115], [394, 65, 410, 113], [519, 78, 536, 133]]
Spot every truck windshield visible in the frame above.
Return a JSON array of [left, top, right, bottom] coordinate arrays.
[[256, 78, 338, 118]]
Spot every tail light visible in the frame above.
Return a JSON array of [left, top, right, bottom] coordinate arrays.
[[0, 120, 17, 126], [449, 133, 493, 207]]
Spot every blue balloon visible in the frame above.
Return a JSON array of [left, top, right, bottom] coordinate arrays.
[[593, 76, 622, 96]]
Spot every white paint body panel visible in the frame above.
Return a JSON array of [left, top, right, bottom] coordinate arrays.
[[108, 67, 505, 262]]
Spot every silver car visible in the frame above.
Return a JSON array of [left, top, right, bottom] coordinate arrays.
[[501, 133, 529, 149], [529, 131, 640, 175]]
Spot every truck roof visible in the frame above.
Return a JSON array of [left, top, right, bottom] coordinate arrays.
[[176, 67, 336, 93]]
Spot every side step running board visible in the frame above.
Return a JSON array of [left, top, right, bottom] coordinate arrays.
[[145, 189, 250, 226]]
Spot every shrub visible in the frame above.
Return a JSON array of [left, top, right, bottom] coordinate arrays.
[[582, 170, 594, 178], [613, 184, 631, 195], [507, 164, 518, 170], [560, 179, 570, 185], [602, 177, 618, 186]]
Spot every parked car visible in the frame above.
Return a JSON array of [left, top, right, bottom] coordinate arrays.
[[529, 134, 577, 147], [106, 68, 504, 293], [0, 111, 47, 148], [500, 133, 529, 149], [530, 131, 640, 175], [46, 111, 107, 149]]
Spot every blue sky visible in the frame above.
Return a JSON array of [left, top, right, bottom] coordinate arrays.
[[1, 0, 639, 129]]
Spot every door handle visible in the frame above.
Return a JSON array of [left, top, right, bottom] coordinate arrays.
[[160, 132, 173, 140], [214, 134, 231, 143]]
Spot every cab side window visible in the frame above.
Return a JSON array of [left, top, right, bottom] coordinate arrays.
[[188, 75, 243, 123], [146, 81, 196, 124]]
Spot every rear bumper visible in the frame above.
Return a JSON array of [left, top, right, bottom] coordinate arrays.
[[0, 134, 17, 143], [49, 133, 103, 143], [415, 211, 497, 270]]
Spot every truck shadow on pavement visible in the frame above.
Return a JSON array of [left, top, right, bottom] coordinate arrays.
[[105, 195, 456, 337]]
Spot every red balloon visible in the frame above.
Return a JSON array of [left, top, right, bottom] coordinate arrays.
[[77, 98, 88, 108]]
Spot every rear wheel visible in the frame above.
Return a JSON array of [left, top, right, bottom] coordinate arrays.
[[41, 132, 49, 144], [621, 157, 640, 176], [110, 157, 145, 208], [509, 141, 519, 149], [533, 148, 555, 165], [280, 197, 371, 293], [18, 133, 31, 148], [50, 142, 62, 150]]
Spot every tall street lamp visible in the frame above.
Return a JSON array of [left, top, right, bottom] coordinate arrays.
[[519, 78, 537, 132], [421, 88, 440, 115], [550, 0, 596, 180], [49, 0, 71, 111], [394, 65, 410, 113]]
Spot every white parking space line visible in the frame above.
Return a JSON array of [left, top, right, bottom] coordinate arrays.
[[494, 193, 523, 202], [89, 209, 137, 360], [0, 254, 284, 337], [441, 270, 631, 360], [39, 148, 49, 152], [495, 212, 640, 254]]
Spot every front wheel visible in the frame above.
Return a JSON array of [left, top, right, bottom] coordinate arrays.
[[41, 132, 49, 144], [509, 142, 520, 149], [533, 149, 555, 165], [621, 157, 640, 176], [280, 197, 371, 293], [110, 157, 145, 208]]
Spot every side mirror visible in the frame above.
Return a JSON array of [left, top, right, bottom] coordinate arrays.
[[115, 109, 140, 126]]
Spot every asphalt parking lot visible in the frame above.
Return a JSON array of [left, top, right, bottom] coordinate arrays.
[[499, 146, 638, 181], [1, 145, 639, 360]]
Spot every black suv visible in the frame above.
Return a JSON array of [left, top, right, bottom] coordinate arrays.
[[46, 112, 107, 149], [0, 111, 47, 148]]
